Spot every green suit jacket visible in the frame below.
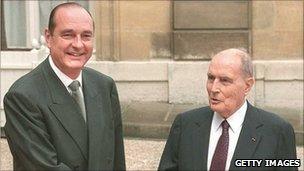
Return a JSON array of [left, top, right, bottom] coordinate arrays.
[[158, 102, 297, 171], [4, 58, 125, 170]]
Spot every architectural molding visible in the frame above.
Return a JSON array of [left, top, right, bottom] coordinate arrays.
[[94, 1, 121, 61]]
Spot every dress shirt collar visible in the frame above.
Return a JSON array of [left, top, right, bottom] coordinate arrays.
[[48, 56, 82, 90], [213, 101, 247, 133]]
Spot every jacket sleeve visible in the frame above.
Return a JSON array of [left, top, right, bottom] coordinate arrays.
[[4, 91, 72, 171], [110, 81, 126, 170], [276, 121, 298, 171], [158, 114, 182, 171]]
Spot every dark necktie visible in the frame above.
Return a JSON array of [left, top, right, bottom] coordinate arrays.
[[69, 80, 86, 122], [210, 120, 230, 171]]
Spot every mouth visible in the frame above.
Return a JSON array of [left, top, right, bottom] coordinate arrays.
[[210, 97, 221, 104], [67, 52, 84, 57]]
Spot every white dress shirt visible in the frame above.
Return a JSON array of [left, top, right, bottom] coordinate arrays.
[[48, 57, 85, 99], [207, 101, 247, 171]]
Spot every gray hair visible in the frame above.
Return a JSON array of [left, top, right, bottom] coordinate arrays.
[[236, 48, 254, 78]]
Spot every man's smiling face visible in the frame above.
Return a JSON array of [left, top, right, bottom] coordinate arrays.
[[45, 6, 94, 79]]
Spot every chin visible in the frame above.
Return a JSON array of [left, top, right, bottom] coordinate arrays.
[[210, 103, 218, 109], [210, 105, 224, 114], [67, 61, 86, 68], [210, 105, 218, 112]]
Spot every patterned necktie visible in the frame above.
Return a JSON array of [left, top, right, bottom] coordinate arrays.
[[210, 120, 230, 171], [68, 80, 86, 122]]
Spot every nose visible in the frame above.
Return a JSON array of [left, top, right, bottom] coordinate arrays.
[[210, 79, 220, 93], [71, 35, 84, 48]]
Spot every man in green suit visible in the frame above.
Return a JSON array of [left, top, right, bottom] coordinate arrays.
[[4, 2, 125, 170], [158, 48, 298, 171]]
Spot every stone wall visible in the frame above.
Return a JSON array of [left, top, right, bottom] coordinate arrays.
[[92, 0, 303, 61], [93, 1, 171, 61], [252, 1, 303, 59]]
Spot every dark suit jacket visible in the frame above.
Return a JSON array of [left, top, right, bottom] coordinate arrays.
[[4, 58, 125, 170], [158, 102, 297, 171]]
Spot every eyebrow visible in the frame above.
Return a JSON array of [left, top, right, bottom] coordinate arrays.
[[82, 31, 93, 35], [60, 29, 73, 33], [207, 73, 233, 80], [60, 29, 93, 34]]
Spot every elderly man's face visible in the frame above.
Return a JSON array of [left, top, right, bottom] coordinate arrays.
[[206, 53, 253, 118], [45, 7, 94, 79]]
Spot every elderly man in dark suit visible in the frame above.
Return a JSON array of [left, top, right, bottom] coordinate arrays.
[[4, 2, 125, 170], [158, 48, 297, 171]]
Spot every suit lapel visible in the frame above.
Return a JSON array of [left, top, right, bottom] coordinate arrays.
[[192, 108, 213, 171], [41, 58, 88, 160], [229, 102, 263, 170]]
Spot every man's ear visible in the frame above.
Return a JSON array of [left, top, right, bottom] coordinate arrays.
[[244, 77, 255, 95], [44, 28, 52, 48]]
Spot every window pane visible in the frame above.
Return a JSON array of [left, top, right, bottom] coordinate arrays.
[[3, 1, 27, 48]]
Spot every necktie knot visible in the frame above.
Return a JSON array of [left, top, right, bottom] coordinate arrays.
[[69, 80, 81, 92], [221, 120, 229, 131], [68, 80, 86, 122]]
